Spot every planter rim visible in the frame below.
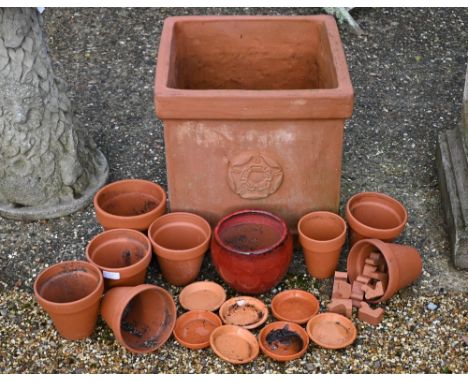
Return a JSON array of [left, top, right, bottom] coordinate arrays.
[[155, 15, 354, 120], [270, 289, 320, 324], [86, 228, 152, 273], [93, 178, 167, 222], [298, 211, 347, 252], [34, 260, 104, 314], [173, 310, 222, 349], [213, 209, 289, 257]]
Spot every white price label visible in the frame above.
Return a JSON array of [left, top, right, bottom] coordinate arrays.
[[103, 271, 120, 280]]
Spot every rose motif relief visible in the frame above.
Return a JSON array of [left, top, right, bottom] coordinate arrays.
[[227, 152, 284, 199]]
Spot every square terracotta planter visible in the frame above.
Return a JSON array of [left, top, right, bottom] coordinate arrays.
[[154, 15, 354, 232]]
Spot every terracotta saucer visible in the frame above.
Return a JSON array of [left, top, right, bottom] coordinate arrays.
[[271, 289, 320, 324], [258, 321, 309, 362], [173, 310, 222, 350], [306, 312, 357, 349], [209, 325, 259, 364], [179, 281, 226, 312], [219, 296, 268, 329]]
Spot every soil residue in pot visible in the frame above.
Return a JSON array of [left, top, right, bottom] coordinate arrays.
[[265, 324, 303, 355], [224, 300, 263, 327], [220, 223, 280, 253]]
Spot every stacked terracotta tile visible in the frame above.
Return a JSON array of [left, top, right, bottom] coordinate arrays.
[[327, 252, 387, 326]]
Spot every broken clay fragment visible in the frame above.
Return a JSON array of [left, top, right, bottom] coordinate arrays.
[[332, 280, 352, 299], [362, 263, 378, 277], [334, 271, 348, 282], [351, 281, 364, 307], [369, 252, 382, 261], [356, 275, 371, 285], [368, 271, 388, 284], [358, 302, 384, 326], [365, 281, 384, 300], [327, 298, 353, 318]]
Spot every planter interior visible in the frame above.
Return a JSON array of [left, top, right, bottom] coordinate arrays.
[[259, 321, 309, 361]]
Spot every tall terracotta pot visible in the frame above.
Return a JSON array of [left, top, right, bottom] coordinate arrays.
[[34, 261, 104, 340], [148, 212, 211, 286], [347, 239, 423, 303], [100, 284, 177, 353], [298, 211, 347, 279]]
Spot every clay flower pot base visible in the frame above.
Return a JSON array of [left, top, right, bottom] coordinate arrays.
[[219, 296, 268, 329], [173, 310, 222, 350], [94, 179, 166, 231], [179, 281, 226, 311], [210, 325, 259, 364], [271, 289, 320, 324], [258, 321, 309, 362], [306, 313, 357, 349]]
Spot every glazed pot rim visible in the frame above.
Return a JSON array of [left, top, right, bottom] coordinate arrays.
[[85, 228, 152, 272], [93, 178, 167, 221], [213, 209, 289, 256], [34, 260, 104, 311], [297, 211, 347, 249], [345, 191, 407, 236]]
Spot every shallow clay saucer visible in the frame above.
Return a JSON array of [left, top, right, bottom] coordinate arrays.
[[258, 321, 309, 362], [306, 312, 357, 349], [271, 289, 320, 324], [219, 296, 268, 329], [173, 310, 222, 350], [179, 281, 226, 311], [210, 325, 259, 364]]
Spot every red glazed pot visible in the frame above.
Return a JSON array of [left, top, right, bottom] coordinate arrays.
[[94, 179, 166, 231], [211, 209, 293, 295], [86, 229, 152, 289], [347, 239, 423, 303], [345, 192, 407, 246], [34, 261, 104, 340]]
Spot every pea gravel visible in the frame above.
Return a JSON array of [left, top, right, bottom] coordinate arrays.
[[1, 7, 468, 373]]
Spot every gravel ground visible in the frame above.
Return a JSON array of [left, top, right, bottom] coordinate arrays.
[[1, 7, 468, 373]]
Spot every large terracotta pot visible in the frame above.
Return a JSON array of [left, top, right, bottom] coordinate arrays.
[[154, 15, 354, 234], [148, 212, 211, 286], [211, 209, 293, 294], [100, 284, 177, 353], [298, 211, 347, 279], [347, 239, 423, 303], [86, 228, 152, 289], [34, 261, 104, 340], [94, 179, 166, 231], [345, 192, 407, 246]]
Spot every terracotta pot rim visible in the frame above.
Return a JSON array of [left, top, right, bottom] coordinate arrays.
[[213, 209, 288, 256], [209, 324, 259, 364], [271, 289, 320, 324], [93, 178, 167, 221], [173, 310, 222, 349], [148, 212, 212, 259], [34, 260, 104, 313], [297, 211, 347, 251], [258, 321, 309, 361], [86, 228, 152, 273], [218, 295, 269, 329], [306, 312, 357, 349], [345, 192, 407, 238]]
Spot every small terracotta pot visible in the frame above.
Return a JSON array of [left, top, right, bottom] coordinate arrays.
[[148, 212, 211, 286], [306, 312, 357, 349], [34, 261, 104, 340], [258, 321, 309, 362], [86, 229, 152, 289], [347, 238, 423, 303], [298, 211, 347, 279], [179, 281, 226, 311], [210, 325, 259, 364], [94, 179, 166, 231], [219, 296, 268, 330], [271, 289, 320, 324], [345, 192, 407, 246], [173, 310, 222, 350], [100, 284, 177, 353], [211, 209, 293, 294]]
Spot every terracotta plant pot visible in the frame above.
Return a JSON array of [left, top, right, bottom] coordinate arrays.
[[100, 284, 176, 353], [148, 212, 211, 286], [345, 192, 407, 246], [155, 16, 354, 234], [306, 312, 357, 349], [179, 281, 226, 311], [347, 238, 423, 303], [210, 325, 259, 364], [258, 321, 309, 362], [34, 261, 104, 340], [271, 289, 320, 324], [86, 229, 152, 289], [211, 209, 293, 294], [94, 179, 166, 231], [298, 211, 347, 279], [173, 310, 222, 350], [219, 296, 268, 330]]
